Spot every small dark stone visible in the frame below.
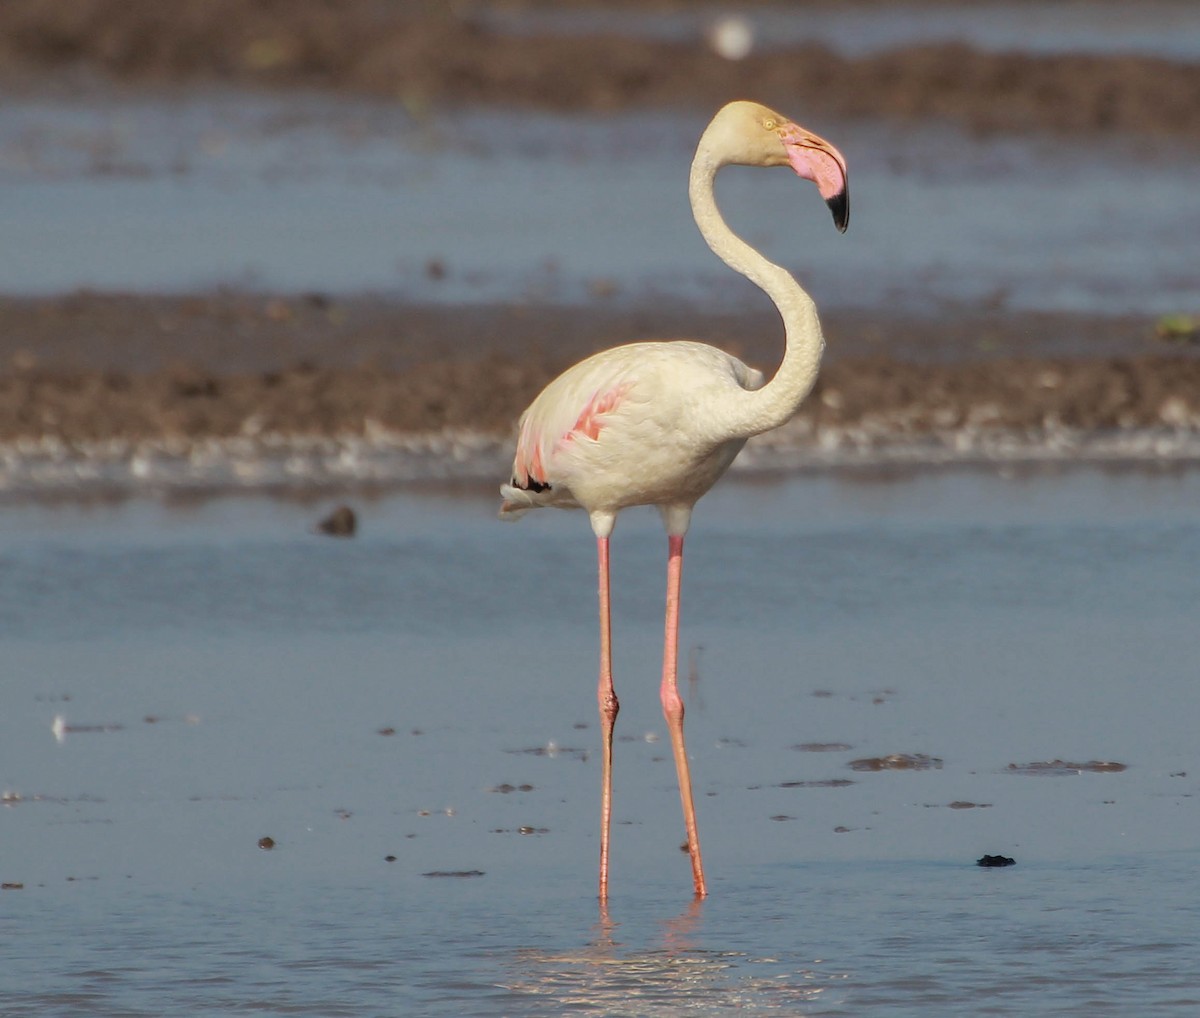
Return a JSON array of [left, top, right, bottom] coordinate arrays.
[[422, 870, 485, 879], [317, 505, 357, 537], [385, 855, 397, 863], [778, 778, 855, 789], [849, 753, 942, 772], [977, 854, 1016, 867], [257, 836, 276, 851], [1007, 759, 1127, 775]]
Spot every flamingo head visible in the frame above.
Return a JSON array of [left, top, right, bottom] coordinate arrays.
[[705, 100, 849, 233]]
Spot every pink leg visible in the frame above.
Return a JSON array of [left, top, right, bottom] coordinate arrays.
[[596, 536, 619, 903], [661, 534, 708, 898]]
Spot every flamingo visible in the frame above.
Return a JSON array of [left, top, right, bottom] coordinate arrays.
[[500, 100, 849, 900]]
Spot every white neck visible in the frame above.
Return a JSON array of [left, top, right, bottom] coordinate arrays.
[[689, 151, 826, 439]]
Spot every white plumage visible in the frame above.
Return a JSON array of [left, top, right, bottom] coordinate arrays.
[[500, 341, 765, 527]]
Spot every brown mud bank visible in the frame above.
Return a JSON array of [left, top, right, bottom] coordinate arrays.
[[2, 1, 1200, 138], [3, 294, 1200, 480]]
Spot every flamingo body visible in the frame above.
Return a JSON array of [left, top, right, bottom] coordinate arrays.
[[499, 100, 849, 901], [501, 340, 764, 531]]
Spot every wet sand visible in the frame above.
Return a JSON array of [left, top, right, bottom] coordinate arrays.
[[1, 292, 1197, 452]]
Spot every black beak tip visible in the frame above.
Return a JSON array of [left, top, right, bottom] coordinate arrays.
[[826, 189, 849, 233]]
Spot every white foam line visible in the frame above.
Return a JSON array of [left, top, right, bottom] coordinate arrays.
[[3, 424, 1200, 498]]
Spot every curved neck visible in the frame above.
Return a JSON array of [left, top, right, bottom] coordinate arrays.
[[689, 153, 825, 439]]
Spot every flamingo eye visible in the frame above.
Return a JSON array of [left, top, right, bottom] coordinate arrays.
[[762, 117, 777, 131]]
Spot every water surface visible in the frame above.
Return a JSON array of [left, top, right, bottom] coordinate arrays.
[[1, 93, 1197, 315], [2, 470, 1198, 1014]]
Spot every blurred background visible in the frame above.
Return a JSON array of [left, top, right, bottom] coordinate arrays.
[[0, 0, 1198, 493]]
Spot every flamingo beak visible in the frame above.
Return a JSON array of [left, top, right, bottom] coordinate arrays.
[[780, 124, 849, 233]]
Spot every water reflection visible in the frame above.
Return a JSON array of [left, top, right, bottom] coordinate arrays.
[[505, 899, 840, 1013]]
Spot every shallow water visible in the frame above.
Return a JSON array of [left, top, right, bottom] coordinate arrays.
[[2, 91, 1198, 315], [3, 470, 1199, 1015]]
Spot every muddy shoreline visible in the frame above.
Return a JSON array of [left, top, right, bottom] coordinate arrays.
[[3, 1, 1200, 138], [3, 293, 1199, 473]]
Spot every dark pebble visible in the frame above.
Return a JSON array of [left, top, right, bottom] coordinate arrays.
[[977, 854, 1016, 867], [421, 870, 485, 878], [778, 778, 855, 788], [1007, 759, 1127, 775], [317, 505, 357, 537], [257, 836, 276, 850], [849, 753, 942, 772]]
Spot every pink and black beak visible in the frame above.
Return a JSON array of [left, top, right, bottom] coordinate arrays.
[[779, 123, 850, 233]]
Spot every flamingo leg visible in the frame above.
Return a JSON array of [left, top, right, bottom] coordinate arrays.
[[596, 535, 619, 902], [661, 534, 708, 898]]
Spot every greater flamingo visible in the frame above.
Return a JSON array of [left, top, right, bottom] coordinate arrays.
[[500, 100, 849, 900]]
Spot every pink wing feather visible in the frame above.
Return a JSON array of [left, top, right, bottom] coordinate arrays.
[[566, 384, 628, 442], [511, 373, 634, 490]]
